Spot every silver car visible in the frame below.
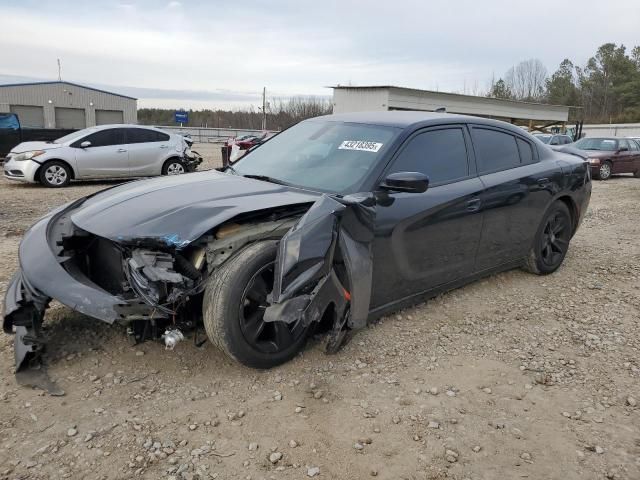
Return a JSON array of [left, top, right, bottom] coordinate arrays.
[[3, 125, 200, 187]]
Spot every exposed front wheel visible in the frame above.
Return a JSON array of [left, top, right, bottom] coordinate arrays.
[[524, 201, 572, 275], [162, 159, 186, 175], [202, 241, 312, 368], [39, 161, 71, 187]]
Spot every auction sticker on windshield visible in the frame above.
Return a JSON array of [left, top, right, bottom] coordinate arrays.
[[338, 140, 383, 152]]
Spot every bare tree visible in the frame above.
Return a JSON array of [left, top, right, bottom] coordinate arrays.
[[504, 59, 548, 101]]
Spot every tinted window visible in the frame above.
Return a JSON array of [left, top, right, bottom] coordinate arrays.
[[561, 136, 572, 144], [78, 128, 125, 147], [127, 128, 169, 143], [472, 128, 521, 173], [517, 138, 534, 164], [549, 136, 560, 145], [389, 128, 469, 185]]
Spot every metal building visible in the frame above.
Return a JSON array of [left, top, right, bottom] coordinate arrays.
[[0, 81, 137, 129], [332, 86, 570, 130]]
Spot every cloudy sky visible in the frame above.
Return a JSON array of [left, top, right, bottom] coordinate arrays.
[[1, 0, 639, 109]]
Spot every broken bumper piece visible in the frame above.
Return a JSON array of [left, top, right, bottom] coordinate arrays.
[[3, 205, 155, 372]]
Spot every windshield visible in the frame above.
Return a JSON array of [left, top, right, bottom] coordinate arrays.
[[574, 137, 618, 151], [54, 129, 92, 144], [230, 120, 401, 194], [534, 134, 552, 144]]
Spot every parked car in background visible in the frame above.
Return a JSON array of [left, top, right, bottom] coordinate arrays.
[[3, 124, 201, 187], [0, 112, 75, 161], [532, 133, 574, 145], [4, 112, 591, 374], [571, 137, 640, 180]]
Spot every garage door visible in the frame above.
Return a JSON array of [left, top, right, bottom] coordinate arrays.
[[55, 107, 86, 129], [95, 109, 124, 125], [10, 105, 44, 128]]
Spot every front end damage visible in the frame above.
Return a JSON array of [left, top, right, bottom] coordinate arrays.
[[3, 192, 375, 391]]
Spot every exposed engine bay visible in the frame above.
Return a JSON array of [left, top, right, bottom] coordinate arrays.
[[3, 190, 375, 393]]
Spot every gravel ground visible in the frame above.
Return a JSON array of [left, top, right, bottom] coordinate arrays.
[[0, 149, 638, 480]]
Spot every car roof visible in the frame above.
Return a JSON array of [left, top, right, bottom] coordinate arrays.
[[312, 111, 528, 135], [88, 124, 165, 132]]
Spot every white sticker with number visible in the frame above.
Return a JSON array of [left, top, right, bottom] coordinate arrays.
[[338, 140, 383, 153]]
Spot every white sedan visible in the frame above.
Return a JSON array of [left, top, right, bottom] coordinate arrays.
[[3, 125, 201, 187]]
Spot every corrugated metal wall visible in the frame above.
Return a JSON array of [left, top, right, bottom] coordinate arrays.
[[0, 82, 136, 128]]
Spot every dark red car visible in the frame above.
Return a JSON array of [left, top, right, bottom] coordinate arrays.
[[572, 137, 640, 180], [228, 133, 269, 150]]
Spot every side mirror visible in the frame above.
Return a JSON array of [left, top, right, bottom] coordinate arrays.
[[380, 172, 429, 193], [618, 146, 628, 152], [80, 141, 92, 148]]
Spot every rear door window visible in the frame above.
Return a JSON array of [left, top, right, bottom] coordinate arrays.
[[388, 127, 470, 185], [75, 128, 125, 147], [126, 128, 168, 144], [472, 128, 521, 174]]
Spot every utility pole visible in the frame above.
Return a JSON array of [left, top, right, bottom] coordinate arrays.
[[57, 58, 62, 81], [261, 87, 267, 130]]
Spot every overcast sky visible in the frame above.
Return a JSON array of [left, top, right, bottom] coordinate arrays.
[[1, 0, 639, 110]]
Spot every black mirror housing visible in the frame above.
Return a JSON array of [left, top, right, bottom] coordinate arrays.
[[381, 172, 429, 193]]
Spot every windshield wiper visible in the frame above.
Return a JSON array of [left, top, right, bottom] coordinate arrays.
[[242, 174, 291, 186]]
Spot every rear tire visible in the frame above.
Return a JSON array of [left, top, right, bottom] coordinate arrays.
[[162, 158, 186, 175], [203, 241, 312, 368], [524, 201, 572, 275], [38, 161, 71, 187], [595, 161, 612, 180]]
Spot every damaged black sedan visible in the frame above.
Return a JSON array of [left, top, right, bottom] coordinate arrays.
[[4, 112, 591, 378]]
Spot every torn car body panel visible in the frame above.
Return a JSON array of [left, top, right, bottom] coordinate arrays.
[[264, 193, 375, 332]]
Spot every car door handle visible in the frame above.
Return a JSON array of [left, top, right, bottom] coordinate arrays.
[[537, 177, 550, 186], [159, 145, 169, 149], [466, 198, 481, 212], [117, 148, 127, 153]]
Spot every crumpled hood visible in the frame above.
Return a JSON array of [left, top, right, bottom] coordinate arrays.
[[10, 141, 62, 153], [70, 171, 319, 247]]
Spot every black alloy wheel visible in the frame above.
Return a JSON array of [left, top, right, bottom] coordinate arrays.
[[238, 262, 307, 354], [539, 210, 570, 269], [524, 201, 572, 275]]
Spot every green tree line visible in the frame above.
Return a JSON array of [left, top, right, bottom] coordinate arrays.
[[138, 96, 332, 131], [488, 43, 640, 123]]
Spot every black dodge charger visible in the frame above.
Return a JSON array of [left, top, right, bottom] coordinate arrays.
[[4, 112, 591, 383]]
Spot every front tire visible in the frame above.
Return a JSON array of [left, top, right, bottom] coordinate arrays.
[[203, 241, 312, 368], [524, 201, 572, 275], [162, 158, 186, 175], [39, 161, 71, 187], [595, 161, 612, 180]]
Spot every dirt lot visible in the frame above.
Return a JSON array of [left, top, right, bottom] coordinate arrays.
[[0, 147, 638, 480]]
